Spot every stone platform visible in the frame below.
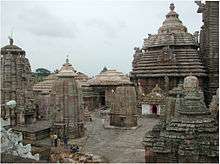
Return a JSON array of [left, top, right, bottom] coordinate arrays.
[[103, 118, 142, 130], [13, 120, 51, 141]]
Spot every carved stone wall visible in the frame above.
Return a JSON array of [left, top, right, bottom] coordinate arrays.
[[109, 85, 137, 127], [197, 1, 219, 104], [1, 39, 35, 126]]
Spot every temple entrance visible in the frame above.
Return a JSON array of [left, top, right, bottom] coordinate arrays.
[[141, 104, 160, 116], [101, 96, 105, 106], [151, 104, 158, 114]]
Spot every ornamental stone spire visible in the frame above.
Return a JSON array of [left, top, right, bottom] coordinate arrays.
[[169, 3, 175, 11]]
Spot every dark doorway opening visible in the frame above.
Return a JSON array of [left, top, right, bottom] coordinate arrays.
[[151, 104, 158, 114], [101, 96, 105, 106]]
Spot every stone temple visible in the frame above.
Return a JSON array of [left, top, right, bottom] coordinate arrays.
[[131, 3, 207, 95], [88, 69, 138, 127], [33, 74, 58, 120], [1, 38, 36, 126], [142, 75, 219, 163], [49, 58, 84, 138]]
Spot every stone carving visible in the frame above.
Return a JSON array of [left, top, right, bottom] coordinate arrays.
[[209, 88, 219, 117], [193, 31, 199, 44], [8, 36, 13, 45], [158, 46, 174, 63]]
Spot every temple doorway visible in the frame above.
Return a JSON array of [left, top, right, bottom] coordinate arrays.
[[151, 104, 158, 115], [141, 104, 160, 116], [101, 96, 105, 106]]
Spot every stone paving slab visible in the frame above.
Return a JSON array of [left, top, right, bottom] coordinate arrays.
[[81, 112, 159, 163]]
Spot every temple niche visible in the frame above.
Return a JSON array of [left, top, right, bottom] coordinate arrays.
[[88, 69, 138, 127], [141, 84, 166, 117], [1, 38, 36, 126], [49, 58, 84, 138], [142, 75, 219, 163], [130, 3, 207, 97]]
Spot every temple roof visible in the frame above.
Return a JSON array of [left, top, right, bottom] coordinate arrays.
[[143, 3, 197, 48], [33, 74, 58, 93], [75, 72, 90, 82], [131, 3, 206, 78], [1, 38, 23, 51], [57, 57, 77, 77], [88, 69, 132, 86]]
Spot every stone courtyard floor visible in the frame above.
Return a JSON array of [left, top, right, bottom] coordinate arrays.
[[69, 111, 159, 163]]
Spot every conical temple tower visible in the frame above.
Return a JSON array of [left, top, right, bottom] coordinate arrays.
[[49, 57, 84, 138], [1, 38, 35, 126]]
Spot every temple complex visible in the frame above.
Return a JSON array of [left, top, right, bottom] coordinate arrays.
[[143, 75, 219, 163], [49, 58, 84, 138], [88, 69, 138, 127], [196, 1, 219, 104], [131, 3, 207, 95], [1, 38, 36, 126], [1, 1, 219, 163]]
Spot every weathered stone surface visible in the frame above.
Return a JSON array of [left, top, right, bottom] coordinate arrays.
[[143, 75, 219, 163], [130, 3, 207, 95], [49, 58, 84, 138], [109, 85, 137, 127], [88, 69, 138, 127], [1, 38, 35, 126], [196, 1, 219, 105]]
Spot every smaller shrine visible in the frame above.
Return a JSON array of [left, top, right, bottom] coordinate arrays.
[[33, 74, 58, 120], [141, 84, 165, 117], [49, 57, 84, 138], [109, 85, 138, 127], [88, 69, 138, 128]]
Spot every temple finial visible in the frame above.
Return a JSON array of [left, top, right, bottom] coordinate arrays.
[[66, 55, 69, 64], [8, 36, 13, 45], [170, 3, 175, 11]]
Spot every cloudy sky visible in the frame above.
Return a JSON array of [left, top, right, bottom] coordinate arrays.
[[1, 0, 202, 76]]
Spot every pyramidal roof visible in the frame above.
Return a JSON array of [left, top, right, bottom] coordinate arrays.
[[143, 3, 197, 48], [57, 57, 77, 77], [88, 69, 132, 86], [1, 37, 23, 51]]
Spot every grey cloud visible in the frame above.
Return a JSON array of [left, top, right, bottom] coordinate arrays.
[[85, 18, 127, 38], [18, 6, 77, 38]]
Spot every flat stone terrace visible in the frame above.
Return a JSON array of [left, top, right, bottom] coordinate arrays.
[[75, 111, 159, 163]]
